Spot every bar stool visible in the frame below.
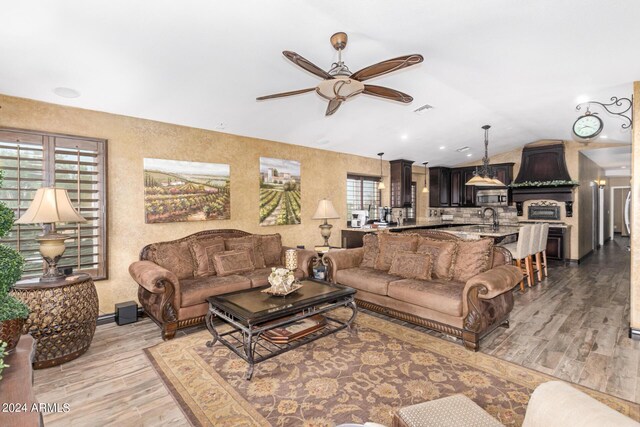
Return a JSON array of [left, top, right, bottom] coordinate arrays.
[[528, 223, 543, 284], [500, 224, 533, 291], [535, 223, 550, 279]]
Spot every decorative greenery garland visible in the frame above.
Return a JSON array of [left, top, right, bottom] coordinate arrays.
[[509, 180, 579, 188], [0, 341, 8, 379]]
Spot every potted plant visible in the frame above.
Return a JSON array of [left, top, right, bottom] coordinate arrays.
[[0, 170, 29, 352]]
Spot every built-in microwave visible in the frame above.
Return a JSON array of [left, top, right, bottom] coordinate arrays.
[[476, 189, 509, 206]]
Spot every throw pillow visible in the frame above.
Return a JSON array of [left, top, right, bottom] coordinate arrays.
[[260, 233, 283, 267], [360, 234, 379, 268], [151, 238, 195, 280], [190, 236, 226, 277], [225, 235, 266, 268], [212, 250, 255, 276], [389, 251, 433, 280], [416, 237, 458, 281], [451, 238, 494, 282], [374, 233, 419, 271]]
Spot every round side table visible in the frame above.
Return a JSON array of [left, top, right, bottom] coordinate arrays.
[[11, 273, 99, 369]]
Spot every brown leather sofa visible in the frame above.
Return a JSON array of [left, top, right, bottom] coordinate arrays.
[[323, 230, 522, 350], [129, 229, 317, 339]]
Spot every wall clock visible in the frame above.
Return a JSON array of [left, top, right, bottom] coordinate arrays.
[[572, 110, 603, 139]]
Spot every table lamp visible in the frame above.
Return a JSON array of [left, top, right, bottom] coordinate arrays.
[[312, 199, 340, 247], [15, 187, 86, 281]]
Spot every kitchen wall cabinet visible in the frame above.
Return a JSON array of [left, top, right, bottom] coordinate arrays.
[[429, 163, 514, 207]]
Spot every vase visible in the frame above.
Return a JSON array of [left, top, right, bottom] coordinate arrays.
[[0, 317, 25, 353]]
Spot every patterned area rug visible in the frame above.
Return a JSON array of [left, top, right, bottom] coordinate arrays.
[[145, 310, 640, 427]]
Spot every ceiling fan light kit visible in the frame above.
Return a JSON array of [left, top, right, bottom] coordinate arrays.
[[257, 32, 424, 116]]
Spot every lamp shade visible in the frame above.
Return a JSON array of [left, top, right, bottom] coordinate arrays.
[[465, 175, 489, 186], [15, 187, 87, 224], [312, 199, 340, 220]]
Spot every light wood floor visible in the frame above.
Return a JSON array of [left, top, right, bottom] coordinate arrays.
[[33, 236, 637, 426]]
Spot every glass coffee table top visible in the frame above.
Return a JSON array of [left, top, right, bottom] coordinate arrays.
[[208, 279, 355, 324]]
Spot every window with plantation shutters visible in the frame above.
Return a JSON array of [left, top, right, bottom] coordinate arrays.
[[0, 129, 107, 280], [346, 174, 381, 226], [406, 182, 417, 220]]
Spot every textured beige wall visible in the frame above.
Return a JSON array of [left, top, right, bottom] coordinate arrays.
[[631, 81, 640, 331], [577, 153, 605, 258], [0, 94, 388, 313]]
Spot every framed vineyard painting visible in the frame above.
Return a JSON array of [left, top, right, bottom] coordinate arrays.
[[259, 157, 301, 226], [143, 158, 230, 224]]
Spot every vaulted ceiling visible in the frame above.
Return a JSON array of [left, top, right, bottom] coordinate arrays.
[[0, 1, 637, 171]]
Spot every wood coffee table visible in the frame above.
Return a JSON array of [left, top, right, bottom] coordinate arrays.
[[205, 278, 357, 380]]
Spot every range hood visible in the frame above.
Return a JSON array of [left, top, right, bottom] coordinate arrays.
[[511, 142, 577, 217]]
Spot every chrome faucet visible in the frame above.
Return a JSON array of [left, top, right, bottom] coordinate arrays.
[[483, 207, 499, 230]]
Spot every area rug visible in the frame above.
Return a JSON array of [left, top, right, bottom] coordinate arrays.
[[145, 310, 640, 427]]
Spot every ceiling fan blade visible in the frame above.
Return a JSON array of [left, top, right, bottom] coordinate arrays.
[[325, 99, 343, 116], [256, 87, 315, 101], [283, 51, 334, 80], [363, 85, 414, 103], [350, 54, 424, 82]]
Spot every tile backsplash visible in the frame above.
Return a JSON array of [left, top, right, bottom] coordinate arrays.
[[429, 206, 518, 224]]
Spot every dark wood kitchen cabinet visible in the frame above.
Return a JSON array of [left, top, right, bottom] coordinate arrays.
[[390, 159, 414, 208], [546, 226, 567, 261], [429, 167, 451, 207], [450, 169, 462, 206], [430, 163, 514, 208]]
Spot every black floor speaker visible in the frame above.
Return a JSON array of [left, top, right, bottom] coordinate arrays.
[[115, 301, 138, 325]]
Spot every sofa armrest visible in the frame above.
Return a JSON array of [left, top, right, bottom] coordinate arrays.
[[464, 264, 522, 300], [281, 246, 317, 276], [323, 248, 364, 283], [523, 381, 639, 427], [129, 260, 180, 294]]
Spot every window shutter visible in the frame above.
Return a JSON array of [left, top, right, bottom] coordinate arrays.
[[346, 174, 381, 224], [0, 129, 108, 280]]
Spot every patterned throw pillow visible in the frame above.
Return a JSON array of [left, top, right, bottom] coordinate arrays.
[[151, 238, 195, 280], [225, 236, 266, 268], [212, 250, 255, 276], [416, 237, 458, 281], [260, 233, 283, 267], [374, 233, 419, 271], [190, 236, 226, 277], [451, 238, 494, 282], [389, 251, 433, 280], [360, 234, 379, 268]]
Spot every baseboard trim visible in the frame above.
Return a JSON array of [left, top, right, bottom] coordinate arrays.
[[96, 306, 144, 326], [629, 326, 640, 340]]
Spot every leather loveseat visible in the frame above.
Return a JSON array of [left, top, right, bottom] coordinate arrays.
[[323, 230, 522, 350], [129, 229, 316, 339]]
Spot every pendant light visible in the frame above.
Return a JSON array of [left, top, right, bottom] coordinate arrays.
[[377, 152, 386, 190], [421, 161, 429, 193], [465, 125, 505, 187]]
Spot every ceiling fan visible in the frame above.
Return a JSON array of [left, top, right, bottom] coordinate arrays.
[[256, 32, 424, 116]]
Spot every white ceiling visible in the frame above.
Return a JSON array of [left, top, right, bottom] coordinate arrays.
[[582, 146, 632, 175], [0, 1, 637, 169]]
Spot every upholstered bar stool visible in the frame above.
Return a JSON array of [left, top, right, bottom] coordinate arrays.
[[528, 223, 543, 285], [500, 224, 533, 291], [535, 223, 550, 280]]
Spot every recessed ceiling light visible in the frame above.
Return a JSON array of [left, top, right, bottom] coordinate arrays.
[[601, 135, 608, 139], [439, 146, 446, 150], [466, 153, 472, 157], [400, 134, 408, 140], [575, 94, 590, 104], [53, 87, 80, 98], [621, 166, 627, 169]]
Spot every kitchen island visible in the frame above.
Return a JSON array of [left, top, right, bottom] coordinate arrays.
[[443, 224, 520, 243], [340, 220, 519, 248]]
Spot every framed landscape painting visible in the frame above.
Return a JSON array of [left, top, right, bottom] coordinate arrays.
[[143, 158, 230, 224], [259, 157, 301, 226]]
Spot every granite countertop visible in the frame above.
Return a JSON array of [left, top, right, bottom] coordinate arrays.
[[444, 224, 521, 238], [344, 219, 521, 233], [518, 221, 570, 229]]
